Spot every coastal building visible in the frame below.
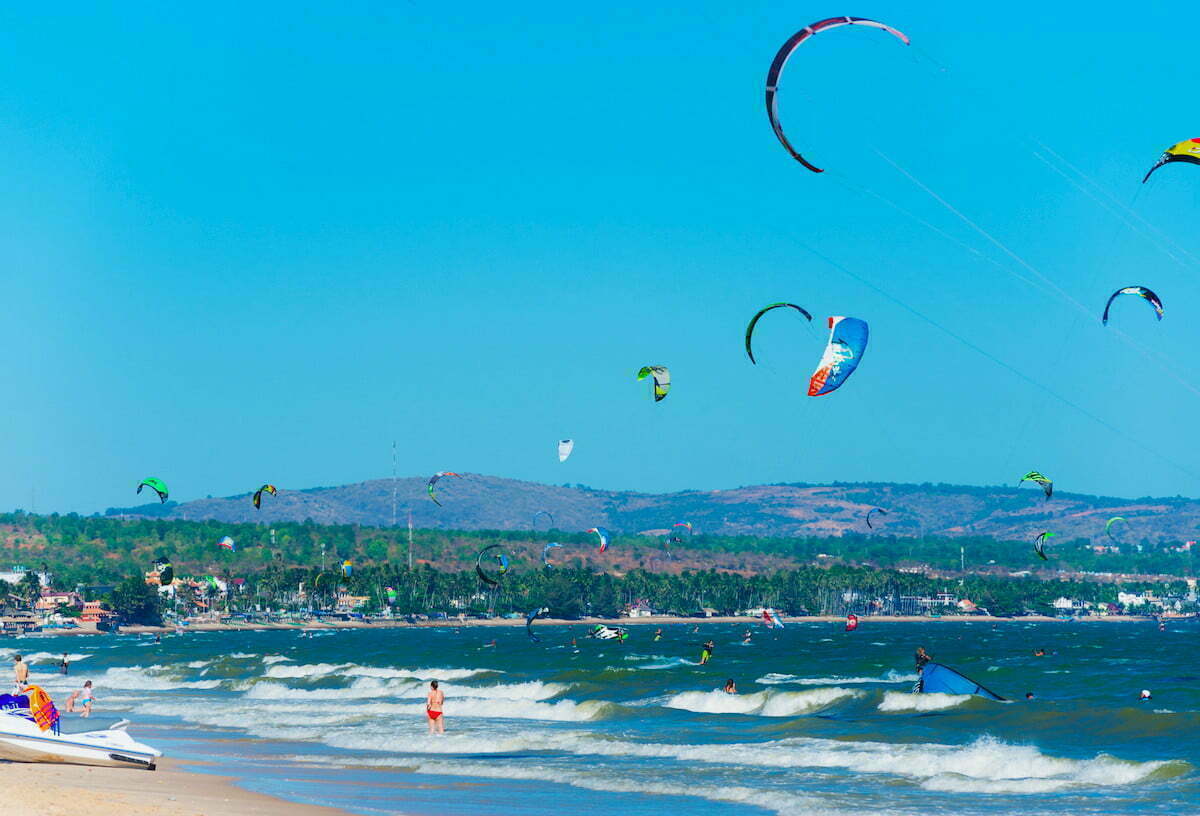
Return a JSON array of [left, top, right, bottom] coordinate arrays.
[[34, 588, 82, 613], [80, 601, 115, 626]]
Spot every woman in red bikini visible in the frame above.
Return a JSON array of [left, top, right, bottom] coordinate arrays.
[[426, 680, 445, 734]]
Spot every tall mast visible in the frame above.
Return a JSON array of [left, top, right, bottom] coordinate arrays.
[[408, 510, 414, 570]]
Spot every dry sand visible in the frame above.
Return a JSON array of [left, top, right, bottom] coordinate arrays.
[[0, 757, 349, 816]]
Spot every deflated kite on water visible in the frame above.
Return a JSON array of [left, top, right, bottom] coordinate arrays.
[[1102, 287, 1163, 326], [809, 317, 868, 396], [1018, 471, 1053, 500], [137, 478, 169, 504], [766, 17, 910, 173], [1143, 138, 1200, 183], [475, 544, 509, 586], [1034, 531, 1055, 561], [744, 303, 812, 364], [427, 472, 461, 507], [587, 527, 611, 553], [252, 484, 277, 509], [637, 366, 671, 402]]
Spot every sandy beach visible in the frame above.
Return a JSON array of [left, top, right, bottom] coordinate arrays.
[[0, 758, 349, 816]]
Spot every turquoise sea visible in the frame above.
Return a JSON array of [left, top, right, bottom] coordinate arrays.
[[7, 620, 1198, 815]]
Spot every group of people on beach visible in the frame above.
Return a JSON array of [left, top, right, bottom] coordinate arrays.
[[11, 654, 96, 717]]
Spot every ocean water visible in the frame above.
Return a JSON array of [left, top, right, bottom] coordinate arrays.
[[7, 620, 1198, 816]]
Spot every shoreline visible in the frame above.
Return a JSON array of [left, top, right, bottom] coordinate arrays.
[[0, 757, 350, 816], [102, 612, 1181, 635]]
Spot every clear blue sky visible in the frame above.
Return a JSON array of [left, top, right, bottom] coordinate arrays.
[[5, 1, 1200, 514]]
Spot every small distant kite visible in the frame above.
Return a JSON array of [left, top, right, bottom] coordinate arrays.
[[1102, 286, 1163, 326], [744, 303, 813, 364], [427, 472, 461, 507], [542, 542, 562, 568], [341, 560, 353, 579], [557, 439, 574, 462], [1034, 531, 1056, 561], [218, 536, 236, 552], [252, 484, 277, 510], [1105, 516, 1128, 542], [845, 613, 859, 632], [637, 366, 671, 402], [669, 521, 693, 543], [766, 17, 910, 173], [385, 586, 398, 604], [586, 527, 611, 553], [865, 508, 888, 530], [137, 478, 169, 503], [154, 558, 174, 587], [475, 544, 509, 586], [526, 606, 548, 642], [1143, 138, 1200, 183], [809, 317, 868, 396], [762, 608, 784, 629], [1019, 471, 1053, 500], [533, 510, 555, 530]]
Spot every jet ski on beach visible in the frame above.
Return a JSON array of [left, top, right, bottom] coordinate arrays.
[[0, 689, 161, 769]]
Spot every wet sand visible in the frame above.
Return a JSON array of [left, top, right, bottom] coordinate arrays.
[[0, 757, 349, 816]]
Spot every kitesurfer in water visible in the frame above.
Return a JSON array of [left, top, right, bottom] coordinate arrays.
[[700, 640, 715, 665], [741, 629, 752, 644], [1025, 692, 1035, 700], [724, 679, 737, 694], [1140, 689, 1152, 701], [914, 647, 931, 672], [653, 628, 663, 642], [1033, 648, 1046, 657]]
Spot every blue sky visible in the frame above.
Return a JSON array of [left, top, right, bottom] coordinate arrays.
[[5, 2, 1200, 514]]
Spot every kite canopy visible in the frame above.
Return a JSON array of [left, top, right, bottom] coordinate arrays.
[[557, 439, 574, 462], [586, 527, 611, 553], [475, 544, 509, 586], [154, 559, 174, 587], [1019, 471, 1053, 500], [1102, 286, 1163, 326], [341, 560, 353, 579], [808, 316, 869, 396], [137, 478, 169, 503], [1034, 531, 1056, 561], [744, 303, 813, 364], [427, 472, 461, 507], [542, 542, 562, 568], [1143, 138, 1200, 183], [918, 662, 1006, 701], [218, 536, 236, 552], [533, 510, 555, 530], [525, 606, 548, 642], [762, 608, 784, 629], [637, 366, 671, 402], [766, 17, 910, 173], [866, 507, 888, 530], [845, 613, 859, 632], [669, 521, 693, 543], [385, 586, 398, 604], [252, 484, 277, 510], [1105, 516, 1127, 542]]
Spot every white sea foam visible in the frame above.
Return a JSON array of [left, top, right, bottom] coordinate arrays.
[[757, 669, 914, 686], [664, 687, 860, 716], [262, 655, 290, 665], [877, 691, 971, 712], [2, 651, 91, 665]]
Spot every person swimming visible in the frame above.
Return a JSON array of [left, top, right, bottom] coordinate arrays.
[[1033, 648, 1046, 657], [700, 640, 715, 665], [724, 678, 737, 694]]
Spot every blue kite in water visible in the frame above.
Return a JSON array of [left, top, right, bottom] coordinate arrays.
[[918, 662, 1005, 701]]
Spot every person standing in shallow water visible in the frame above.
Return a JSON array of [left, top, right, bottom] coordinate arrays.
[[426, 680, 445, 734]]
